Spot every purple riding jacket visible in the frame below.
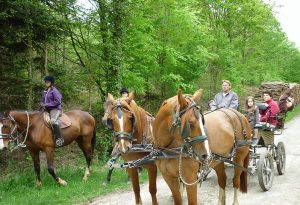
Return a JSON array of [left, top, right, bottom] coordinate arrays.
[[42, 87, 62, 110]]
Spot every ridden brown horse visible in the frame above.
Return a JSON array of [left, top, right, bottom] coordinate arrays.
[[105, 92, 158, 205], [153, 89, 251, 205], [1, 110, 96, 186]]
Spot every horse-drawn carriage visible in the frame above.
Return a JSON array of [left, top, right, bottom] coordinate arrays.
[[248, 113, 286, 191], [104, 90, 253, 205]]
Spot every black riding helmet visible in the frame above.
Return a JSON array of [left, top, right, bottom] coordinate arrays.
[[44, 76, 55, 84], [120, 87, 129, 95]]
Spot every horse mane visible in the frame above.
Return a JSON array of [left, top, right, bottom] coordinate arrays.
[[159, 94, 193, 113], [128, 100, 143, 138], [6, 110, 44, 121], [128, 100, 154, 143]]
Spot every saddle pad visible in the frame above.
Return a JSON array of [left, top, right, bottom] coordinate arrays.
[[43, 112, 72, 129]]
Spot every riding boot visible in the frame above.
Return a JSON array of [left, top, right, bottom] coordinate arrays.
[[52, 124, 64, 147]]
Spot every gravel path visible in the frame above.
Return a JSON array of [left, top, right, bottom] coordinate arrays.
[[88, 115, 300, 205]]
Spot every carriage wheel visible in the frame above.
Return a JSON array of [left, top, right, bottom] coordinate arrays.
[[276, 142, 286, 175], [257, 151, 274, 191]]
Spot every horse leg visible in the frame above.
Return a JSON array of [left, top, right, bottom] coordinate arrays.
[[232, 162, 243, 205], [76, 137, 93, 181], [232, 150, 249, 205], [214, 162, 227, 205], [185, 183, 198, 205], [161, 174, 182, 205], [28, 148, 42, 187], [127, 167, 142, 205], [44, 147, 67, 186], [103, 168, 114, 185], [181, 163, 198, 205], [145, 164, 158, 205]]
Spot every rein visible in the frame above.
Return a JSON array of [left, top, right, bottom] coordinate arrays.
[[6, 111, 30, 150], [5, 111, 44, 150]]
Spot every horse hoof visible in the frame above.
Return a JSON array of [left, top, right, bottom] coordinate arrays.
[[57, 178, 68, 186], [36, 181, 42, 187], [102, 181, 108, 186], [82, 177, 88, 182]]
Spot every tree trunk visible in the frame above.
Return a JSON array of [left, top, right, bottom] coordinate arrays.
[[27, 33, 33, 110], [44, 41, 48, 76]]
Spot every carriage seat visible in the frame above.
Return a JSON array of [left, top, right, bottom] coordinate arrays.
[[254, 113, 286, 131]]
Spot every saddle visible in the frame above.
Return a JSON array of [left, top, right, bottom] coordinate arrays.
[[43, 112, 72, 129]]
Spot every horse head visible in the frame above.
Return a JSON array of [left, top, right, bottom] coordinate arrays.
[[0, 111, 17, 150], [177, 89, 210, 161], [154, 89, 210, 161], [105, 92, 136, 153]]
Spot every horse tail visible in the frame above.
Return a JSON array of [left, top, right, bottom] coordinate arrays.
[[239, 151, 249, 193], [91, 126, 97, 155]]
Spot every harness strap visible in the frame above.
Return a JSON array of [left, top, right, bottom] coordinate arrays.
[[216, 109, 237, 138], [212, 153, 250, 173], [168, 97, 205, 148], [224, 108, 247, 140], [189, 135, 207, 145], [113, 131, 134, 141]]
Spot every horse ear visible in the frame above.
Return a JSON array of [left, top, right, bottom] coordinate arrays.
[[178, 89, 188, 109], [107, 93, 114, 102], [126, 92, 135, 104], [192, 89, 203, 102], [3, 111, 9, 117]]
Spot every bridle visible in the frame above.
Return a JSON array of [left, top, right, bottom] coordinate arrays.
[[1, 111, 30, 149], [107, 99, 136, 143], [169, 97, 208, 150]]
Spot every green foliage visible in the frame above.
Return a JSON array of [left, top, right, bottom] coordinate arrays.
[[286, 104, 300, 122]]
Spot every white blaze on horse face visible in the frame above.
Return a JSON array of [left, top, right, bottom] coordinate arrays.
[[118, 115, 126, 153], [199, 116, 210, 156], [0, 123, 4, 150]]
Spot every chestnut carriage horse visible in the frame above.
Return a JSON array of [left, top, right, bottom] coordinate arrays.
[[153, 89, 251, 205], [1, 110, 96, 186], [105, 92, 158, 205]]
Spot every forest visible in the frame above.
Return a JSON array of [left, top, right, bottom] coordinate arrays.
[[1, 0, 300, 161]]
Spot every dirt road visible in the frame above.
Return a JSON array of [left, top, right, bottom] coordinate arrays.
[[89, 115, 300, 205]]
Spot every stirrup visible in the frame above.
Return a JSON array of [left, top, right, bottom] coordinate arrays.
[[55, 138, 64, 147]]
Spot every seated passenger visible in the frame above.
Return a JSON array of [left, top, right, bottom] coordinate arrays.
[[259, 91, 280, 127], [279, 84, 295, 113], [243, 96, 259, 143]]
